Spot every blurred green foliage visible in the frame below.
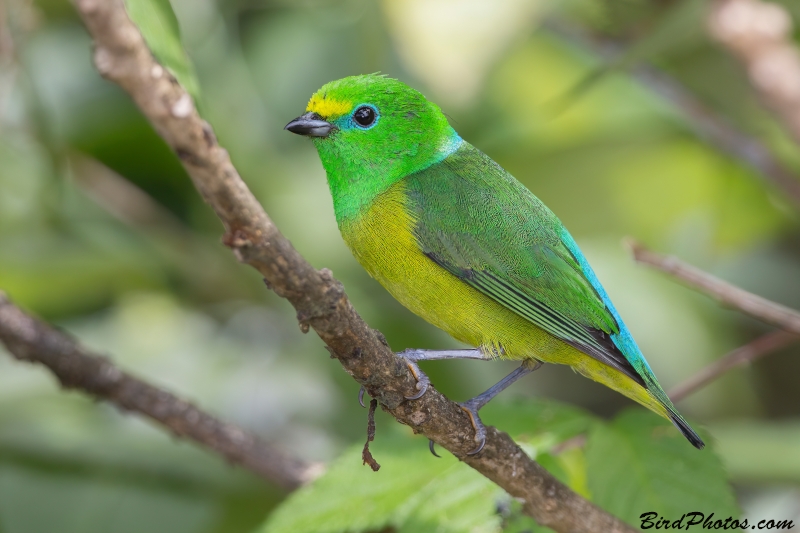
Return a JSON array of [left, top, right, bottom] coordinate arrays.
[[2, 0, 800, 531], [585, 409, 737, 525], [260, 401, 591, 533], [261, 403, 738, 533]]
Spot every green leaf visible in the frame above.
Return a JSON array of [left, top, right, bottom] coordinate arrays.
[[482, 397, 595, 450], [484, 398, 595, 500], [586, 408, 738, 527], [123, 0, 201, 104], [395, 463, 502, 533], [261, 399, 596, 533], [259, 428, 498, 533]]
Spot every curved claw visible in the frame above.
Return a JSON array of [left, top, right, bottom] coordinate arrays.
[[358, 386, 366, 408], [399, 358, 431, 401], [404, 375, 429, 400], [458, 402, 487, 456], [467, 436, 486, 455], [429, 439, 441, 458]]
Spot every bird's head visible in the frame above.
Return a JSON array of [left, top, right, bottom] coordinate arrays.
[[285, 75, 461, 221]]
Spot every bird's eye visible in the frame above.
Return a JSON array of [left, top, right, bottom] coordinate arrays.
[[353, 106, 377, 128]]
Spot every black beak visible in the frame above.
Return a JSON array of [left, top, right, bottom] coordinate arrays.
[[284, 112, 335, 137]]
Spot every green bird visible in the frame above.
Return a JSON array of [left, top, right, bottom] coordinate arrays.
[[285, 74, 703, 453]]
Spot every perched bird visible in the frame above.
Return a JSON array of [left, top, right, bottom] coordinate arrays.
[[285, 74, 704, 453]]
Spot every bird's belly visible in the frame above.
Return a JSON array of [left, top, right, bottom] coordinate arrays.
[[340, 181, 564, 359], [339, 181, 666, 415]]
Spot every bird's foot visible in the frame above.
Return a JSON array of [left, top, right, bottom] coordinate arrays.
[[452, 360, 542, 454], [457, 398, 488, 455], [356, 349, 434, 407], [396, 349, 431, 400], [428, 439, 440, 458], [358, 385, 367, 408]]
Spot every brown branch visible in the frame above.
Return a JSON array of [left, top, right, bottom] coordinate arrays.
[[627, 239, 800, 336], [669, 330, 800, 402], [709, 0, 800, 147], [632, 65, 800, 207], [66, 0, 637, 531], [0, 292, 320, 491], [557, 242, 800, 455], [546, 20, 800, 207]]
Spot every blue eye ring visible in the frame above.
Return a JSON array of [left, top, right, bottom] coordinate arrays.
[[352, 104, 379, 129]]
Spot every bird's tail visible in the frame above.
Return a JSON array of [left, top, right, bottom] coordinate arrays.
[[643, 374, 705, 449], [666, 408, 705, 450]]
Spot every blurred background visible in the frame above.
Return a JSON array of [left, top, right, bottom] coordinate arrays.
[[1, 0, 800, 531]]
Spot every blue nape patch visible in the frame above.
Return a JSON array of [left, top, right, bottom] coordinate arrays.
[[435, 129, 463, 165]]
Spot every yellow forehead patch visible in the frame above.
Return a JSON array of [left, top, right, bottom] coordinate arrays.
[[306, 94, 353, 119]]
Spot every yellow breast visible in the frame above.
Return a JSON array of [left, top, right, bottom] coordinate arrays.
[[338, 179, 667, 417], [340, 180, 560, 357]]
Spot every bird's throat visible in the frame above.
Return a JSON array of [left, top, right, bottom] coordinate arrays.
[[315, 130, 463, 225]]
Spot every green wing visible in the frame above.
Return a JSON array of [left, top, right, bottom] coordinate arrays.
[[404, 142, 643, 385]]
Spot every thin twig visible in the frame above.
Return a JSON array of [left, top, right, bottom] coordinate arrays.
[[709, 0, 800, 148], [0, 292, 321, 491], [669, 330, 800, 402], [627, 239, 800, 335], [66, 1, 637, 531], [362, 398, 380, 472], [555, 243, 800, 455], [554, 331, 799, 455], [546, 20, 800, 207]]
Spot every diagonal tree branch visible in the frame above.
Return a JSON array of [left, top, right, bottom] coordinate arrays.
[[555, 242, 800, 454], [629, 238, 800, 401], [0, 292, 320, 491], [553, 329, 800, 454], [627, 239, 800, 335], [546, 20, 800, 207], [669, 329, 799, 402], [66, 0, 636, 531], [632, 63, 800, 207]]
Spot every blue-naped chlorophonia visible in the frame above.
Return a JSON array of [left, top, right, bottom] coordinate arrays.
[[285, 75, 704, 454]]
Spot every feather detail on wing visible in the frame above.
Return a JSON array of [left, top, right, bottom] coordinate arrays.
[[401, 142, 704, 448], [404, 143, 645, 386], [424, 252, 646, 388]]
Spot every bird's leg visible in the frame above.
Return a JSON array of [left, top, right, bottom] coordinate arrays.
[[397, 348, 488, 400], [358, 348, 486, 403], [459, 359, 543, 455], [398, 348, 490, 362]]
